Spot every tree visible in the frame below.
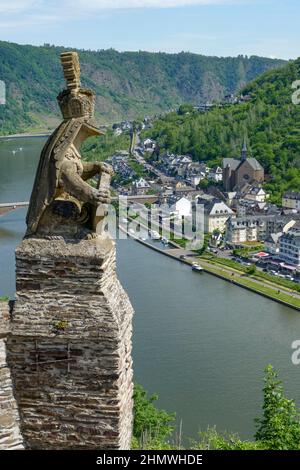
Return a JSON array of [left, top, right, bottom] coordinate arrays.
[[133, 366, 300, 450], [255, 365, 300, 449], [132, 384, 176, 449], [246, 264, 257, 275]]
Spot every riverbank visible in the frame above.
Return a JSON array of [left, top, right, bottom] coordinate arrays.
[[198, 258, 300, 311], [121, 224, 300, 311]]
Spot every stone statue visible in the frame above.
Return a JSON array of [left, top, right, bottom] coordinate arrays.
[[6, 52, 134, 452], [26, 52, 113, 240]]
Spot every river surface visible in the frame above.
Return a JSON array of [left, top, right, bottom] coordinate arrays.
[[1, 137, 300, 442]]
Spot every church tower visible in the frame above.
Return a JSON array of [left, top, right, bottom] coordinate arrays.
[[241, 137, 248, 161]]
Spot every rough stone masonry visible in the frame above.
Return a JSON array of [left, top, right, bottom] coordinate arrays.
[[7, 237, 134, 449], [0, 302, 24, 450]]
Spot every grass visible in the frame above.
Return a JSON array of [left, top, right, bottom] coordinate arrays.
[[240, 242, 265, 248], [198, 259, 300, 310], [255, 271, 300, 293], [237, 277, 300, 309], [201, 254, 300, 294], [171, 237, 187, 248], [0, 296, 9, 301], [201, 254, 247, 272]]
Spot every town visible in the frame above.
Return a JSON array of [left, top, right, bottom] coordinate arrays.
[[109, 116, 300, 286]]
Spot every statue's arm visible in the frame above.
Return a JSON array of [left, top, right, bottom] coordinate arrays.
[[82, 161, 114, 181], [82, 162, 100, 181], [60, 161, 98, 204]]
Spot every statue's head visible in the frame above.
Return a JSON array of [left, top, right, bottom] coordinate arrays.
[[57, 51, 95, 121], [57, 88, 95, 120]]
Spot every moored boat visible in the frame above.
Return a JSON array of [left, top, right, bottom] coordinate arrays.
[[192, 263, 203, 272]]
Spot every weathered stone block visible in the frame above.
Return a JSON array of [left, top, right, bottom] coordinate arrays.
[[0, 301, 24, 450], [7, 237, 134, 450]]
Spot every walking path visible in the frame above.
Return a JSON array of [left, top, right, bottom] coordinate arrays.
[[198, 258, 300, 299]]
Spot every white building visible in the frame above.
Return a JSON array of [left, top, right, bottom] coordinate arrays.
[[279, 229, 300, 267], [143, 138, 156, 150], [132, 178, 151, 195], [208, 166, 223, 183], [225, 217, 266, 244], [204, 201, 234, 233], [265, 233, 282, 254], [186, 175, 202, 186], [244, 187, 267, 203], [113, 128, 123, 136], [174, 197, 192, 217], [282, 192, 300, 211]]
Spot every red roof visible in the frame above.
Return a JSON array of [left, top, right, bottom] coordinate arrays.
[[255, 252, 269, 258]]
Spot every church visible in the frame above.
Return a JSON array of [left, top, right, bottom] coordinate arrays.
[[223, 141, 264, 192]]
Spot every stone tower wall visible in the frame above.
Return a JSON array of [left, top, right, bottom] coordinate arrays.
[[0, 301, 24, 450], [7, 238, 134, 450]]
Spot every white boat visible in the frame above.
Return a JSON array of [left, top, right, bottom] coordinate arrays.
[[192, 263, 203, 272]]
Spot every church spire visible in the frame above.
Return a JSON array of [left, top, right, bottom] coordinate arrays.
[[241, 136, 248, 161]]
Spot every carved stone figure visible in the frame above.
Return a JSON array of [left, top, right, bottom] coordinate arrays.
[[4, 52, 134, 451], [26, 52, 113, 239]]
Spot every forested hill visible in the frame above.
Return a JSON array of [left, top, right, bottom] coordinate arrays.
[[145, 58, 300, 202], [0, 40, 286, 135]]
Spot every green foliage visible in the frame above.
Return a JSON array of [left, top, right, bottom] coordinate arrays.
[[0, 40, 285, 135], [81, 130, 130, 163], [178, 104, 195, 115], [255, 271, 300, 293], [194, 428, 266, 450], [201, 254, 300, 292], [171, 237, 187, 248], [193, 234, 210, 255], [246, 264, 257, 275], [132, 384, 176, 449], [233, 248, 250, 258], [145, 58, 300, 200], [54, 320, 68, 331], [127, 159, 146, 177], [133, 367, 300, 450], [198, 179, 210, 190], [0, 296, 9, 301], [255, 365, 300, 450]]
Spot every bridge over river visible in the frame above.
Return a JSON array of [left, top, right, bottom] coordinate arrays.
[[0, 195, 159, 217], [0, 202, 29, 217]]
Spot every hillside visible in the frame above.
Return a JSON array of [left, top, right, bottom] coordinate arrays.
[[144, 58, 300, 202], [0, 40, 286, 135]]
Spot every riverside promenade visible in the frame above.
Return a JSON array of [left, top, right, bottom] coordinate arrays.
[[119, 222, 300, 312]]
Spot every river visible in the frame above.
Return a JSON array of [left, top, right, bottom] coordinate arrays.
[[1, 137, 300, 443]]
